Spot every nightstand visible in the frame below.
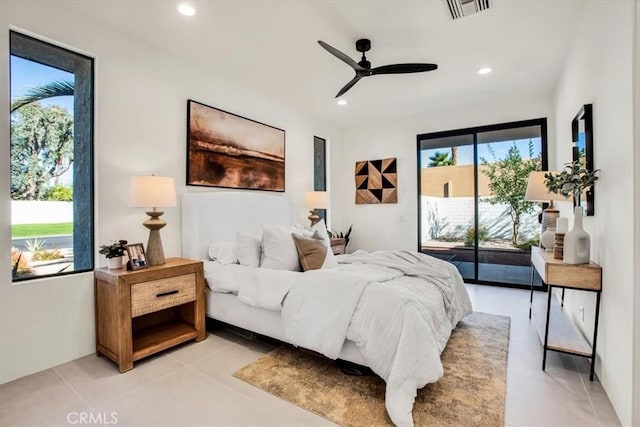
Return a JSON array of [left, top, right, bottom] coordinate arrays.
[[94, 257, 206, 372], [330, 238, 346, 255]]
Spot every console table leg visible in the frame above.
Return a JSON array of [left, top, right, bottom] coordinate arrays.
[[542, 286, 553, 371], [590, 290, 602, 381], [529, 265, 535, 319]]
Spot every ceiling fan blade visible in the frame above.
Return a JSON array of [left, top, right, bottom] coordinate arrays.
[[371, 63, 438, 75], [318, 41, 365, 72], [335, 76, 362, 98]]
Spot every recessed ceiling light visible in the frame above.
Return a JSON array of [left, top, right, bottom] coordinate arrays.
[[177, 4, 196, 16], [337, 99, 347, 106], [477, 67, 492, 75]]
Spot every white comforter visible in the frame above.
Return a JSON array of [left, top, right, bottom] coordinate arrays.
[[232, 250, 472, 427]]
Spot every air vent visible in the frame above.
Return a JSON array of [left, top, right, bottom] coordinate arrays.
[[445, 0, 493, 20]]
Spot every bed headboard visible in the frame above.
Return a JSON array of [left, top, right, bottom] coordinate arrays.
[[181, 191, 293, 260]]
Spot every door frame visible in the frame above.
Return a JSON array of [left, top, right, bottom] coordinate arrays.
[[416, 117, 548, 288]]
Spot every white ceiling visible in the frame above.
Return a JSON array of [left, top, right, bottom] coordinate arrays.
[[66, 0, 585, 128]]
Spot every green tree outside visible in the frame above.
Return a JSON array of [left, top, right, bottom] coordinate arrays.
[[480, 140, 541, 246], [11, 103, 74, 200]]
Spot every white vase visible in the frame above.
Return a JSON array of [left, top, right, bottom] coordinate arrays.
[[563, 206, 590, 264], [108, 256, 123, 269], [540, 227, 556, 252]]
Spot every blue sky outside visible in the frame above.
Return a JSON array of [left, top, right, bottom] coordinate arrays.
[[10, 55, 74, 113], [576, 132, 585, 151], [420, 138, 541, 166]]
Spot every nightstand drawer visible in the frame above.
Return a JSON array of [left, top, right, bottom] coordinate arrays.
[[131, 273, 196, 317]]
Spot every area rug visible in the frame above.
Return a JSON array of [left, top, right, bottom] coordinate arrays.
[[233, 312, 510, 427]]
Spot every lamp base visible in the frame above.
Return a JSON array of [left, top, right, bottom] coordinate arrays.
[[540, 206, 559, 236], [143, 210, 166, 266], [146, 229, 165, 266], [308, 210, 320, 227]]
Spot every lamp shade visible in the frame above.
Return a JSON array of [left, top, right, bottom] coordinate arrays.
[[524, 171, 566, 202], [304, 191, 329, 209], [130, 176, 177, 208]]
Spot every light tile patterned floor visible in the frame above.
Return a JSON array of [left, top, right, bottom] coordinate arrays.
[[0, 284, 621, 426]]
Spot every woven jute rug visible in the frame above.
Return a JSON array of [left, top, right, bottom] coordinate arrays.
[[233, 312, 510, 427]]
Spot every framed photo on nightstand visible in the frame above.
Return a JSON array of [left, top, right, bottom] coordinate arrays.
[[125, 243, 148, 270]]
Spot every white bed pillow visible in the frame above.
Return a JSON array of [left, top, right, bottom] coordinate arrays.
[[310, 219, 332, 244], [208, 241, 238, 264], [236, 232, 262, 267], [260, 223, 306, 271], [308, 219, 338, 268]]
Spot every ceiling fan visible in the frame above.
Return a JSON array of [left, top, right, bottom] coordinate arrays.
[[318, 38, 438, 98]]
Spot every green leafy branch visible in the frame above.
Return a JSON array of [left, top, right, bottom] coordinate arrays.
[[544, 160, 600, 203], [10, 80, 74, 113]]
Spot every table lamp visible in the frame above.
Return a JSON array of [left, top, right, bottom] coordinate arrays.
[[524, 171, 567, 237], [130, 175, 176, 266], [304, 191, 329, 226]]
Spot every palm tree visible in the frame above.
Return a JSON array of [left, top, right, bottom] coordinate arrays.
[[428, 151, 454, 167], [451, 146, 458, 165], [11, 80, 74, 113]]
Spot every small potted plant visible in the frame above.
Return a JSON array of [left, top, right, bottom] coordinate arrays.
[[99, 240, 128, 269], [544, 160, 599, 206]]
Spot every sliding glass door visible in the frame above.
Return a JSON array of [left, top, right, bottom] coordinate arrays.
[[417, 119, 547, 288]]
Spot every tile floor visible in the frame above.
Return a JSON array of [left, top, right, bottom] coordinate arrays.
[[0, 284, 621, 427]]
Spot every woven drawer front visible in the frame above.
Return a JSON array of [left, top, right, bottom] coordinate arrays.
[[131, 273, 196, 317]]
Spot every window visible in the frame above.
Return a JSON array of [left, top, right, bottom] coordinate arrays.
[[417, 118, 548, 288], [10, 31, 94, 282], [313, 136, 327, 223]]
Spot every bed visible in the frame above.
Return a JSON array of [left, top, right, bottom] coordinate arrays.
[[182, 191, 472, 426]]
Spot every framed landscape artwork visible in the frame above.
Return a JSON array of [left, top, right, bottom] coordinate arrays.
[[187, 100, 285, 191]]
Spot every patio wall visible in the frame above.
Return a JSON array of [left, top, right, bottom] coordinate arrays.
[[422, 196, 539, 242]]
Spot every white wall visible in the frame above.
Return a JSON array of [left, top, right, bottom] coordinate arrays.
[[332, 97, 553, 252], [551, 1, 635, 425], [0, 2, 340, 384]]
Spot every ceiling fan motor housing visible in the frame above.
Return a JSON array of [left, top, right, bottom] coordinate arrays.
[[356, 39, 372, 69], [355, 38, 371, 53]]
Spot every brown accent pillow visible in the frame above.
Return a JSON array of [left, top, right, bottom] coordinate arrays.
[[292, 233, 330, 271]]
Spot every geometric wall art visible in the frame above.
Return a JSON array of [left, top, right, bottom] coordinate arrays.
[[355, 157, 397, 204]]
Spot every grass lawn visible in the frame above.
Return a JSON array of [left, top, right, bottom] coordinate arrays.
[[12, 223, 73, 238]]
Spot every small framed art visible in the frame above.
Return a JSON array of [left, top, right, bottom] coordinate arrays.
[[125, 243, 148, 270]]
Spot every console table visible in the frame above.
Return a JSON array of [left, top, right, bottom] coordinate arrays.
[[529, 246, 602, 380]]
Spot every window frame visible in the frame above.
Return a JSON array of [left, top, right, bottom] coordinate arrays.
[[10, 31, 95, 282], [416, 117, 549, 289], [313, 136, 327, 224]]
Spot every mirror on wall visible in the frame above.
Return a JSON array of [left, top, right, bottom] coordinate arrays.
[[571, 103, 594, 216]]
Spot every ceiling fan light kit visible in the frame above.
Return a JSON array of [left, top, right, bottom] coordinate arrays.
[[318, 38, 438, 98]]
